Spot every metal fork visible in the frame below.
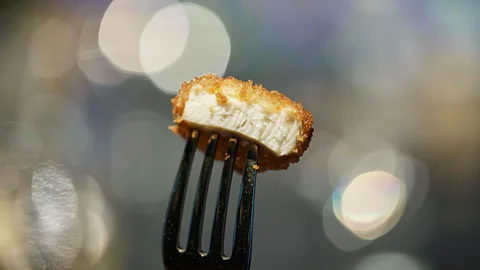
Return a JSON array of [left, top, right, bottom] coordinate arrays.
[[162, 130, 258, 270]]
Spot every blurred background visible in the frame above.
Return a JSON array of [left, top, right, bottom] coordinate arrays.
[[1, 0, 480, 269]]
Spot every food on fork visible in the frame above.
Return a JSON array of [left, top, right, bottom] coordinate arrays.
[[170, 74, 314, 173]]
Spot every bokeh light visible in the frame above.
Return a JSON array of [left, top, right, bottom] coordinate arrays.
[[81, 175, 108, 217], [78, 18, 131, 87], [80, 175, 113, 263], [28, 18, 77, 78], [297, 130, 338, 206], [0, 164, 20, 194], [332, 0, 423, 99], [99, 0, 182, 73], [352, 148, 398, 177], [139, 3, 189, 74], [0, 191, 22, 269], [333, 171, 406, 240], [394, 155, 429, 220], [418, 0, 479, 102], [30, 161, 82, 269], [11, 246, 34, 270], [145, 3, 231, 94], [1, 123, 42, 169], [327, 133, 396, 188], [20, 93, 93, 166], [110, 110, 181, 207], [31, 161, 79, 234], [323, 196, 372, 252], [354, 252, 429, 270], [12, 195, 29, 235], [84, 209, 109, 263], [354, 0, 399, 13]]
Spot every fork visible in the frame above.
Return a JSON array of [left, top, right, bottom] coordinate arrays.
[[162, 130, 258, 270]]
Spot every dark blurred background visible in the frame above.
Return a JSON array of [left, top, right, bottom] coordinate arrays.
[[1, 0, 480, 269]]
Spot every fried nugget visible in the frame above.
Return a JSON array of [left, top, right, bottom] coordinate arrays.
[[170, 74, 314, 173]]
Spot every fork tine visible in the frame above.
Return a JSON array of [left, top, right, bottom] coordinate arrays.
[[163, 130, 199, 254], [209, 137, 238, 256], [231, 143, 258, 264], [186, 134, 219, 253]]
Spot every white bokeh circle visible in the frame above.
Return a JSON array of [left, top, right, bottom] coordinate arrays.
[[143, 3, 231, 94]]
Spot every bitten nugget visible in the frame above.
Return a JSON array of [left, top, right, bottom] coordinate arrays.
[[170, 74, 314, 173]]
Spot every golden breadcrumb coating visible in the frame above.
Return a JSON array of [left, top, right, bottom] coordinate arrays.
[[170, 73, 314, 173]]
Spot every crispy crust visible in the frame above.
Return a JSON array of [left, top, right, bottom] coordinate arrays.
[[171, 74, 314, 173]]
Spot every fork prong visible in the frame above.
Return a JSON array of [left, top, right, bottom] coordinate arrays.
[[231, 143, 258, 263], [209, 137, 238, 256], [186, 134, 219, 253], [163, 130, 199, 254]]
